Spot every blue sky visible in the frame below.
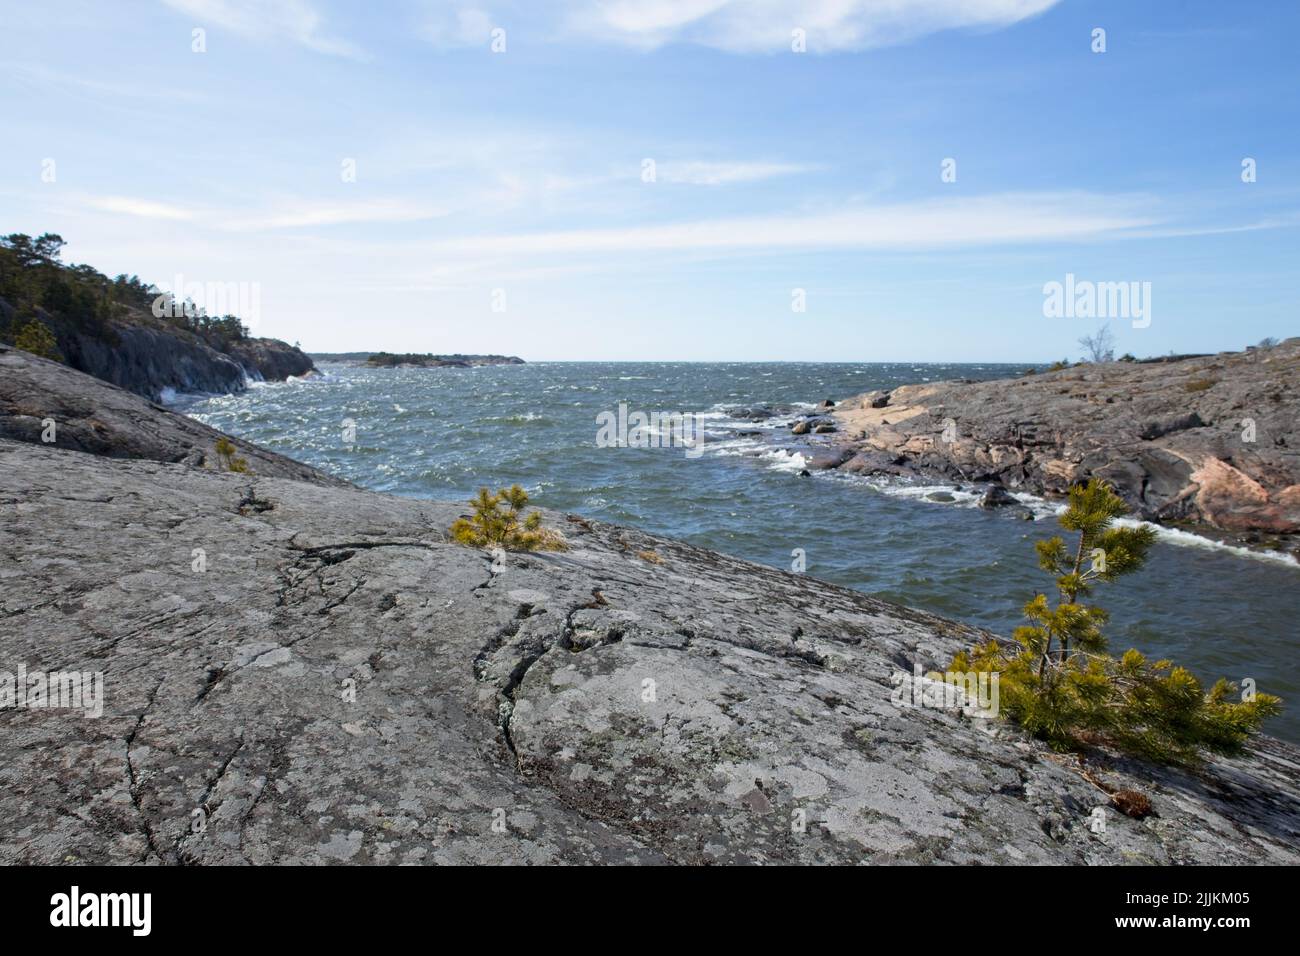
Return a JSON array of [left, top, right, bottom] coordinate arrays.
[[1, 0, 1297, 361]]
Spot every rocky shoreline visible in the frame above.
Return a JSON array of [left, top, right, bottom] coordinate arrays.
[[1, 345, 1298, 864], [0, 346, 339, 483], [0, 299, 316, 404], [745, 341, 1300, 559]]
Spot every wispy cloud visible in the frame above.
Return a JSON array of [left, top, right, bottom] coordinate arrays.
[[657, 160, 817, 185], [160, 0, 365, 59], [417, 6, 497, 49], [84, 196, 196, 221], [221, 199, 447, 230], [411, 0, 1061, 53], [0, 62, 210, 104], [415, 192, 1159, 258], [76, 194, 446, 230], [564, 0, 1063, 52]]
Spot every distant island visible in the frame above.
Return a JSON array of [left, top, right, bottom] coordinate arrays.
[[313, 351, 525, 368]]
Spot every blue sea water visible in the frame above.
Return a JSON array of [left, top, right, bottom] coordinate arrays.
[[181, 361, 1300, 743]]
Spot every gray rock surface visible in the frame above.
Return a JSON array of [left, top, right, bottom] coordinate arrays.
[[0, 345, 343, 486], [814, 341, 1300, 545], [227, 337, 316, 384], [2, 379, 1298, 863]]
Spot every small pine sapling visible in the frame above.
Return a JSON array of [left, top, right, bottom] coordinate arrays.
[[213, 436, 249, 473], [450, 485, 566, 552], [952, 479, 1280, 764]]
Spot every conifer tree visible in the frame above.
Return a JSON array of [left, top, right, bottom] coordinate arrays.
[[953, 479, 1281, 763], [13, 319, 63, 362], [213, 436, 249, 473], [450, 485, 566, 551]]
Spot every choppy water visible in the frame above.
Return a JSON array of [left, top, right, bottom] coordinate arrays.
[[180, 361, 1300, 743]]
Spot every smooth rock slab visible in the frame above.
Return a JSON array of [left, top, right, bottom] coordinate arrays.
[[1, 438, 1298, 864]]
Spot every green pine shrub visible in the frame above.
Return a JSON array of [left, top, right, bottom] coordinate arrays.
[[214, 436, 249, 473], [13, 319, 63, 362], [951, 479, 1281, 764], [450, 485, 567, 551]]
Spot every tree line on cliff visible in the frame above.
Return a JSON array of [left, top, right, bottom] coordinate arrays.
[[0, 232, 250, 363]]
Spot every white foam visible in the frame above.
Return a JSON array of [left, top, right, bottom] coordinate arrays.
[[1113, 517, 1299, 568], [760, 448, 809, 473], [246, 371, 329, 390], [701, 436, 770, 457], [834, 475, 1297, 568], [835, 474, 984, 507]]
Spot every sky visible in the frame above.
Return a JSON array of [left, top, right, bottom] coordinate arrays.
[[1, 0, 1297, 361]]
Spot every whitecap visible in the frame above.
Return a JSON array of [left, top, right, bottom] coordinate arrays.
[[1112, 517, 1299, 568], [760, 448, 808, 473]]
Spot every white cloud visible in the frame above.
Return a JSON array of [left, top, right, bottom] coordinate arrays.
[[76, 195, 445, 230], [160, 0, 365, 59], [657, 161, 815, 185], [85, 196, 196, 221], [561, 0, 1062, 52], [221, 199, 447, 230], [418, 6, 497, 48], [412, 0, 1060, 53], [0, 63, 210, 104], [415, 192, 1157, 258]]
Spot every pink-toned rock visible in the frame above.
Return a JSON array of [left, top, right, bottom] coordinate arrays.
[[1192, 457, 1300, 533], [812, 339, 1300, 545]]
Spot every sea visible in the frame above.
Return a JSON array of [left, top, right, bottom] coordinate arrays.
[[177, 361, 1300, 743]]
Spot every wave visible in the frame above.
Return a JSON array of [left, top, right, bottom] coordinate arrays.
[[760, 448, 809, 473], [477, 412, 550, 425], [830, 472, 1296, 567], [245, 369, 335, 389], [706, 439, 807, 470], [1113, 517, 1299, 568]]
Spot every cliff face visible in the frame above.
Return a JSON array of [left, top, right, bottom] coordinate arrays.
[[227, 337, 316, 383], [792, 341, 1299, 543], [1, 353, 1297, 865], [3, 297, 315, 402], [58, 322, 248, 398], [0, 344, 341, 485]]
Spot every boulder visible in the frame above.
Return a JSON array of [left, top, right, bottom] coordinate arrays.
[[806, 447, 854, 470], [791, 416, 833, 436]]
